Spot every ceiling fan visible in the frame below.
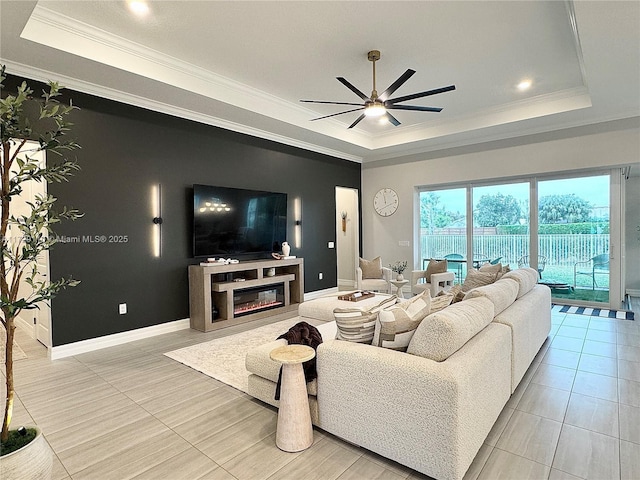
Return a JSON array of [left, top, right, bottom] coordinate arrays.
[[301, 50, 455, 129]]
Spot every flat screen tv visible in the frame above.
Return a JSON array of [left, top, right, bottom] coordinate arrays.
[[193, 184, 287, 259]]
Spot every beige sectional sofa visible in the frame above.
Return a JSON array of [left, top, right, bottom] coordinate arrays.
[[245, 267, 551, 480]]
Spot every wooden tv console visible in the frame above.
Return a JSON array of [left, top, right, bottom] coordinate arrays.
[[188, 258, 304, 332]]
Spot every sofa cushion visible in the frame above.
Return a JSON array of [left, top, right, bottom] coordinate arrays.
[[407, 296, 495, 361], [359, 256, 383, 279], [334, 295, 397, 343], [372, 291, 431, 351], [463, 277, 519, 315], [501, 267, 538, 298], [425, 258, 448, 282], [462, 268, 499, 291]]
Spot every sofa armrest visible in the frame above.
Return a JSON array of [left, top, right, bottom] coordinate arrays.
[[356, 266, 364, 290], [316, 323, 511, 480], [411, 269, 427, 286], [381, 266, 392, 283]]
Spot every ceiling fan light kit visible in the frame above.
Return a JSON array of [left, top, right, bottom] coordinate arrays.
[[301, 50, 455, 128]]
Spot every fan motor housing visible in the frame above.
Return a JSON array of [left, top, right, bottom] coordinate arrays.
[[367, 50, 381, 62]]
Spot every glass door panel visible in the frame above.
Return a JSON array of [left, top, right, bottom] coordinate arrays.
[[419, 188, 467, 282], [472, 182, 530, 273], [537, 175, 610, 305]]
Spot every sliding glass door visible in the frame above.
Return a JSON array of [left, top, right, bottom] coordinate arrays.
[[472, 182, 530, 272], [418, 171, 619, 308], [419, 188, 467, 281], [537, 175, 610, 305]]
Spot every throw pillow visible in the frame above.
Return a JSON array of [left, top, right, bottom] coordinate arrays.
[[430, 292, 454, 312], [359, 256, 383, 279], [447, 284, 466, 303], [372, 291, 431, 351], [479, 262, 512, 280], [425, 258, 448, 282], [334, 294, 397, 343], [479, 262, 502, 274], [462, 268, 499, 292]]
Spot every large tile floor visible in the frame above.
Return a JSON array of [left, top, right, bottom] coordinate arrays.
[[2, 305, 639, 480]]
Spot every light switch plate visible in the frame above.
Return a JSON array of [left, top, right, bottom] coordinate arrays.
[[328, 242, 335, 248]]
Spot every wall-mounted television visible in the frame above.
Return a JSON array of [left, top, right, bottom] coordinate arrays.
[[193, 184, 287, 259]]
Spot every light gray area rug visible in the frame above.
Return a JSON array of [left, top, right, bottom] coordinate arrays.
[[164, 317, 303, 393], [0, 328, 27, 361]]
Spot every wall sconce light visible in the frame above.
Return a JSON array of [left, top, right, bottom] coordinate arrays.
[[341, 211, 347, 232], [152, 184, 162, 257], [294, 197, 302, 249]]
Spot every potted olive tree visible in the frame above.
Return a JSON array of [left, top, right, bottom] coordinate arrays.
[[0, 66, 82, 478]]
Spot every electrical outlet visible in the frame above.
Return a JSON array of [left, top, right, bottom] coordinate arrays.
[[319, 273, 323, 280], [119, 303, 127, 315]]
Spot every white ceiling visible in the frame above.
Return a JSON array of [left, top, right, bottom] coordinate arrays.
[[1, 1, 639, 163]]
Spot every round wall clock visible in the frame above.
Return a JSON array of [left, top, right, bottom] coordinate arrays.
[[373, 188, 399, 217]]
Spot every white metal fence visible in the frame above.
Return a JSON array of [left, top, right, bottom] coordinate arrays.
[[420, 234, 610, 266]]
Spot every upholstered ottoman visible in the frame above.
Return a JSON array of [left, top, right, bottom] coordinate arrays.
[[298, 292, 394, 322], [246, 321, 337, 425]]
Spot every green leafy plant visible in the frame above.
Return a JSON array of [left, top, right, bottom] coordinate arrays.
[[389, 260, 407, 275], [1, 66, 82, 450]]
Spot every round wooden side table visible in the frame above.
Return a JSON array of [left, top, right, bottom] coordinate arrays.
[[269, 344, 316, 452]]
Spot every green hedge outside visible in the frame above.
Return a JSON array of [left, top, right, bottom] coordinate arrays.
[[496, 223, 609, 235]]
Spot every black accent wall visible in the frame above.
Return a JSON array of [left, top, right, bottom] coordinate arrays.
[[5, 75, 361, 346]]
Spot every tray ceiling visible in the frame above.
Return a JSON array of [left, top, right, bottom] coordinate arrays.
[[1, 1, 638, 163]]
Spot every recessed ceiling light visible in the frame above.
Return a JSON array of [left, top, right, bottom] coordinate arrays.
[[517, 79, 532, 91], [127, 1, 149, 16]]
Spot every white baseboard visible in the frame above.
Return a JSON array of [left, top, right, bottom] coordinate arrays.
[[15, 315, 35, 338], [304, 287, 339, 301], [626, 288, 640, 297], [50, 318, 191, 360]]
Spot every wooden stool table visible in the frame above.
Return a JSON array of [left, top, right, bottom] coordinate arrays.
[[269, 344, 315, 452]]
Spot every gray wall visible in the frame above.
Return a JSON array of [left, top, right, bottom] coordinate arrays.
[[4, 75, 361, 346]]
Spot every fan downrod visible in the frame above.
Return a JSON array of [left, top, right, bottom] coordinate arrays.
[[367, 50, 381, 100]]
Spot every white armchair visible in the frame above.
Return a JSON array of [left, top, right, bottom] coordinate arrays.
[[411, 270, 455, 297], [356, 266, 392, 293]]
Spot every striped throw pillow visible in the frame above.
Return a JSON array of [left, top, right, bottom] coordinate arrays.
[[333, 295, 397, 343], [372, 291, 431, 351]]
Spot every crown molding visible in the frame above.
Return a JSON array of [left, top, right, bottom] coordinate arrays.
[[22, 5, 372, 149], [2, 60, 364, 163], [369, 86, 592, 150]]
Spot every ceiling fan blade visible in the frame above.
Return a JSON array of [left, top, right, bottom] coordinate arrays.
[[300, 100, 365, 106], [385, 112, 401, 126], [336, 77, 370, 101], [387, 105, 443, 112], [386, 85, 456, 105], [378, 69, 416, 102], [348, 114, 366, 129], [310, 107, 364, 121]]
